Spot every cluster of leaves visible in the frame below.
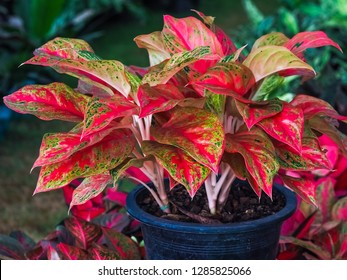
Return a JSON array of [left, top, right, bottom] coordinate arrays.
[[239, 0, 347, 118], [0, 179, 143, 260], [3, 11, 347, 215], [278, 135, 347, 259]]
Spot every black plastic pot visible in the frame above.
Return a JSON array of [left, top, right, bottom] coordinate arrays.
[[126, 181, 297, 260]]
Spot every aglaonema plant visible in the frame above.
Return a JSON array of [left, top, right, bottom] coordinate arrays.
[[3, 11, 347, 218]]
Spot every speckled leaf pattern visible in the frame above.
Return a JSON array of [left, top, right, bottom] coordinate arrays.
[[275, 136, 331, 171], [243, 45, 315, 82], [316, 177, 336, 222], [34, 129, 135, 193], [151, 106, 224, 173], [257, 102, 304, 153], [134, 31, 171, 66], [102, 228, 141, 259], [252, 32, 289, 50], [64, 217, 102, 250], [332, 197, 347, 221], [284, 31, 342, 57], [162, 15, 223, 55], [3, 82, 88, 122], [235, 99, 283, 129], [25, 56, 131, 97], [191, 62, 255, 97], [142, 141, 210, 197], [56, 243, 88, 260], [224, 128, 279, 197], [82, 95, 138, 137], [138, 83, 185, 117], [88, 243, 122, 260], [70, 174, 112, 208], [291, 94, 347, 122], [33, 126, 116, 169], [33, 37, 97, 60], [142, 46, 215, 86]]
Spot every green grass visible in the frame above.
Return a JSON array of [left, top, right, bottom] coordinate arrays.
[[0, 0, 280, 241]]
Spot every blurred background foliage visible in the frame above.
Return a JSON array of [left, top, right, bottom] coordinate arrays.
[[1, 0, 346, 241]]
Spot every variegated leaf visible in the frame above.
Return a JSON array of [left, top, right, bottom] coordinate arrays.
[[257, 102, 304, 153], [150, 106, 224, 173], [190, 62, 255, 97], [162, 15, 223, 55], [70, 174, 112, 208], [82, 95, 137, 137], [33, 125, 116, 169], [315, 177, 336, 222], [88, 243, 122, 260], [64, 217, 102, 250], [33, 37, 98, 60], [0, 235, 25, 260], [279, 175, 316, 206], [34, 129, 135, 193], [291, 94, 347, 122], [284, 31, 342, 57], [142, 141, 210, 197], [243, 45, 316, 82], [101, 228, 141, 259], [56, 243, 88, 260], [24, 56, 131, 97], [332, 197, 347, 221], [142, 46, 216, 86], [235, 99, 283, 129], [138, 83, 185, 117], [3, 83, 88, 122], [225, 128, 279, 197], [134, 31, 171, 66], [252, 32, 289, 50]]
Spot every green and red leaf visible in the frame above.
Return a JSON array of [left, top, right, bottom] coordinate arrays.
[[3, 83, 88, 122], [162, 15, 223, 55], [25, 56, 131, 97], [315, 177, 336, 222], [70, 174, 112, 208], [0, 235, 26, 260], [252, 32, 289, 50], [279, 174, 316, 206], [190, 62, 255, 97], [243, 45, 316, 82], [332, 197, 347, 221], [64, 217, 102, 250], [134, 31, 171, 66], [225, 128, 279, 197], [142, 141, 210, 197], [88, 243, 122, 260], [34, 129, 135, 193], [284, 31, 342, 57], [150, 106, 224, 172], [101, 227, 141, 259], [235, 99, 283, 129], [56, 243, 88, 260], [257, 102, 304, 153], [82, 95, 137, 137]]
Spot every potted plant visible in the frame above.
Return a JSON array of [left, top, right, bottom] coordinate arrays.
[[3, 11, 346, 260]]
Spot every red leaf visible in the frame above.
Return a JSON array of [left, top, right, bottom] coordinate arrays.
[[332, 197, 347, 221], [88, 243, 122, 260], [3, 83, 88, 122], [34, 129, 135, 193], [105, 189, 128, 207], [243, 45, 316, 82], [64, 217, 102, 250], [151, 106, 224, 173], [82, 95, 137, 137], [225, 128, 279, 197], [56, 243, 88, 260], [257, 102, 304, 153], [162, 15, 223, 56], [0, 235, 26, 260], [190, 62, 255, 97], [134, 31, 171, 66], [47, 245, 61, 260], [101, 228, 141, 259], [315, 177, 336, 222], [235, 99, 283, 129], [142, 141, 210, 197], [284, 31, 342, 57], [138, 83, 185, 117], [279, 175, 316, 206], [93, 211, 131, 232]]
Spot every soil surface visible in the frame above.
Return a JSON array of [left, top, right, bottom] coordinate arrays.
[[138, 182, 286, 224]]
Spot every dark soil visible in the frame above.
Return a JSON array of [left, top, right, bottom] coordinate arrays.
[[138, 182, 286, 224]]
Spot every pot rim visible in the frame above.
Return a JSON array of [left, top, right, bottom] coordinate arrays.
[[126, 182, 297, 233]]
